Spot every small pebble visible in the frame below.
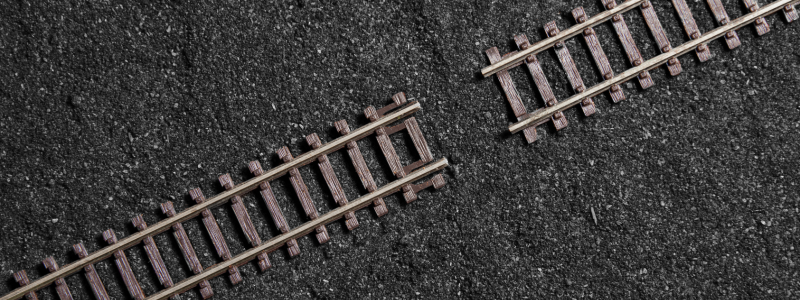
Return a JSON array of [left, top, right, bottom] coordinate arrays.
[[69, 96, 82, 107]]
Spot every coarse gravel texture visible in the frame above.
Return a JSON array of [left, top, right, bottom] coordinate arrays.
[[1, 0, 799, 299]]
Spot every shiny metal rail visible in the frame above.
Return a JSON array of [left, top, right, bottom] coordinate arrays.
[[480, 0, 645, 77], [1, 102, 423, 300], [146, 158, 449, 299], [509, 0, 799, 134]]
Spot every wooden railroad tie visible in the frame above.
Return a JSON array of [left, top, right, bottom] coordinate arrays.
[[483, 0, 798, 141], [2, 93, 448, 300]]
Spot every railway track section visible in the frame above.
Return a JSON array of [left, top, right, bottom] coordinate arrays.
[[2, 93, 448, 300], [482, 0, 799, 141]]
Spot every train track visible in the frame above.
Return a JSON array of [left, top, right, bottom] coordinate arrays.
[[482, 0, 799, 141], [2, 93, 448, 300]]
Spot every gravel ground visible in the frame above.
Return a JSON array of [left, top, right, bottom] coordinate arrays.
[[1, 0, 799, 299]]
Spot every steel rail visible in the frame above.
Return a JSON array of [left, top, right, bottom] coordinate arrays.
[[480, 0, 645, 77], [147, 158, 449, 299], [509, 0, 798, 134], [1, 101, 423, 300]]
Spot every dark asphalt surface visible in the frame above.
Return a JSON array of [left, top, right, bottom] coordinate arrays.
[[1, 0, 799, 299]]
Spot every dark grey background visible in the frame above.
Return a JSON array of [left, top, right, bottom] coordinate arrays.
[[1, 0, 799, 299]]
